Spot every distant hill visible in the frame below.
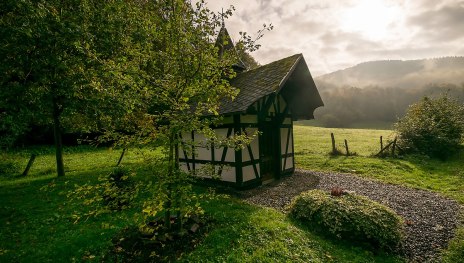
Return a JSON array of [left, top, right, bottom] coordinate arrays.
[[311, 57, 464, 128], [315, 57, 464, 90]]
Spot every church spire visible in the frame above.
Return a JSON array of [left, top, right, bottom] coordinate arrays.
[[214, 12, 248, 73], [221, 8, 225, 28]]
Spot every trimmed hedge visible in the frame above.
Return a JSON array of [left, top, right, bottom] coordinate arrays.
[[289, 190, 404, 251]]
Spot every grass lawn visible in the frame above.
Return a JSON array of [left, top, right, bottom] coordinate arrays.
[[1, 125, 463, 262], [294, 125, 464, 204]]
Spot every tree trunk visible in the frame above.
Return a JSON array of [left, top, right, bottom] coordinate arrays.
[[116, 148, 126, 166], [53, 97, 65, 177], [164, 132, 175, 229], [174, 139, 182, 231], [22, 154, 37, 177]]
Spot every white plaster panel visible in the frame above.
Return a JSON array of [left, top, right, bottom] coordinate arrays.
[[212, 128, 235, 162], [242, 147, 250, 161], [194, 132, 205, 142], [246, 128, 260, 157], [242, 165, 255, 182], [179, 147, 189, 160], [225, 148, 235, 162], [214, 128, 229, 139], [282, 157, 294, 171], [283, 117, 292, 125], [268, 103, 275, 114], [196, 146, 211, 160], [192, 132, 209, 160], [242, 128, 259, 161], [250, 132, 260, 158], [214, 146, 224, 161], [280, 128, 289, 154], [221, 166, 236, 182], [243, 164, 260, 182], [288, 130, 294, 154]]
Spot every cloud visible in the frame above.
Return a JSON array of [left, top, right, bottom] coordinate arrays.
[[205, 0, 464, 75], [407, 2, 464, 41]]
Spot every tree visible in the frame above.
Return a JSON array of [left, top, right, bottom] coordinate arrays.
[[394, 94, 464, 158], [236, 45, 260, 69], [100, 0, 269, 230], [1, 0, 269, 231], [0, 0, 144, 175]]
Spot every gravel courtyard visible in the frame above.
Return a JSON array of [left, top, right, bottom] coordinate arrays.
[[236, 169, 462, 262]]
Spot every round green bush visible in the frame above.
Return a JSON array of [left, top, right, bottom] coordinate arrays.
[[288, 190, 404, 251], [394, 95, 464, 158]]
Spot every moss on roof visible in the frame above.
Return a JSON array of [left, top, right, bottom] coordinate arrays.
[[220, 54, 302, 114]]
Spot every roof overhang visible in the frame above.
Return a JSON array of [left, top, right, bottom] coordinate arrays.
[[218, 54, 324, 119], [278, 56, 324, 120]]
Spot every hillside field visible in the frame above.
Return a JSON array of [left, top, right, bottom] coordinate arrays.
[[0, 125, 462, 262], [293, 125, 464, 203]]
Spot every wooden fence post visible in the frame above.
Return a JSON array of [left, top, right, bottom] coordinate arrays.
[[375, 140, 394, 156], [344, 139, 350, 156], [331, 133, 336, 154], [391, 137, 397, 155], [380, 136, 383, 151]]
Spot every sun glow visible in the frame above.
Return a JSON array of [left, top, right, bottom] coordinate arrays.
[[340, 0, 402, 40]]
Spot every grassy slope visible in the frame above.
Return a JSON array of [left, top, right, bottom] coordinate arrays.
[[0, 147, 159, 262], [0, 145, 402, 262], [293, 125, 464, 263], [184, 198, 400, 263], [1, 124, 463, 262], [294, 125, 464, 204]]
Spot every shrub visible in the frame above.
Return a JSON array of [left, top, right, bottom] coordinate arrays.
[[394, 95, 464, 158], [102, 166, 136, 211], [288, 190, 404, 251], [0, 154, 21, 177], [67, 166, 140, 221]]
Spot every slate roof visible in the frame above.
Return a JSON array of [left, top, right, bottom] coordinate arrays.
[[219, 54, 303, 115]]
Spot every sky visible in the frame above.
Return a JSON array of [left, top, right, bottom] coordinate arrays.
[[205, 0, 464, 76]]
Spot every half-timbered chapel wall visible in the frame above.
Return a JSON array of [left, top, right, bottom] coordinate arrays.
[[179, 124, 237, 183], [179, 92, 296, 186], [179, 112, 264, 187], [278, 95, 295, 174], [257, 94, 295, 178]]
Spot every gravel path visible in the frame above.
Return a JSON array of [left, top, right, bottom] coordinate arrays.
[[236, 169, 462, 262]]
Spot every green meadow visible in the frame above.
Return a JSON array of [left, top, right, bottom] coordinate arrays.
[[0, 125, 462, 262]]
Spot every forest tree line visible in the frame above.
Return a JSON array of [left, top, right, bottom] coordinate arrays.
[[314, 83, 464, 128]]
